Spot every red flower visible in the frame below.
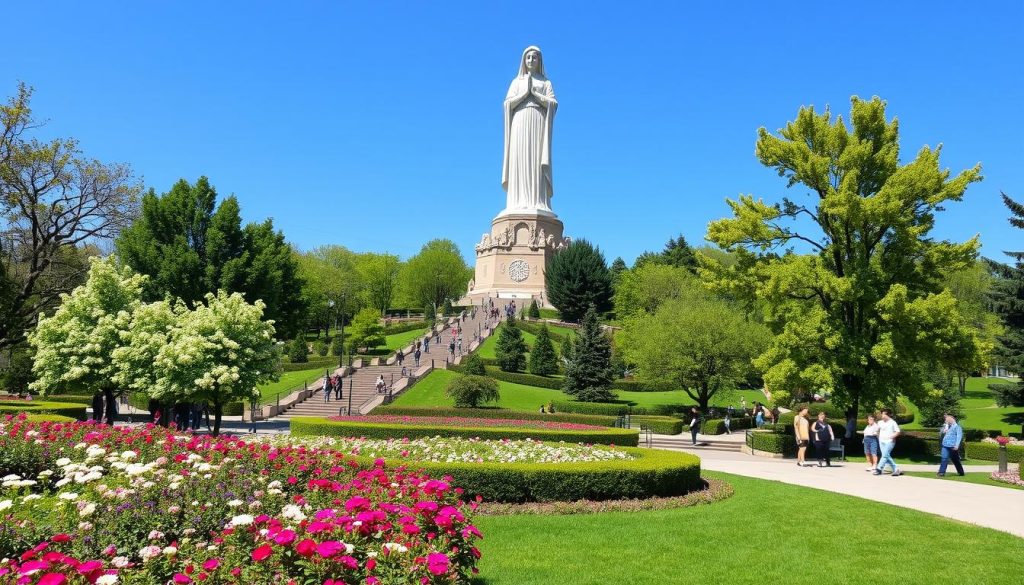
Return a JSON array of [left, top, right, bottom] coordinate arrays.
[[295, 539, 316, 557], [251, 544, 273, 562], [37, 574, 66, 585]]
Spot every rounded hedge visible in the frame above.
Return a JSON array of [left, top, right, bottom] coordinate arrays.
[[374, 406, 683, 435], [351, 446, 701, 503], [290, 416, 640, 446], [0, 400, 87, 421]]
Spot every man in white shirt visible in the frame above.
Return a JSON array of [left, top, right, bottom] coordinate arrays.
[[873, 408, 902, 477]]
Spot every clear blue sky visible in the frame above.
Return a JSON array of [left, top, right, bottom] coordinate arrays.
[[5, 1, 1022, 264]]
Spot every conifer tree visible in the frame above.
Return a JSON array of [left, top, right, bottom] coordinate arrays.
[[545, 240, 613, 322], [528, 324, 559, 375], [563, 308, 615, 402], [496, 315, 527, 372], [988, 192, 1024, 407]]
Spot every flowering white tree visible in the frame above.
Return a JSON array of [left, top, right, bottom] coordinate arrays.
[[151, 291, 281, 434], [28, 257, 147, 424], [110, 298, 180, 421]]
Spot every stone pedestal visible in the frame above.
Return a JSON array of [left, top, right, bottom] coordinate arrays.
[[467, 213, 568, 306]]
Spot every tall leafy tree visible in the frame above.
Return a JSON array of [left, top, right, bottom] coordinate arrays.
[[0, 83, 141, 350], [28, 258, 146, 424], [296, 245, 363, 336], [943, 259, 999, 395], [401, 239, 469, 315], [621, 296, 770, 410], [357, 253, 402, 316], [116, 177, 305, 337], [988, 192, 1024, 407], [563, 308, 615, 402], [613, 263, 699, 320], [704, 97, 984, 412], [348, 307, 385, 353], [545, 239, 613, 323]]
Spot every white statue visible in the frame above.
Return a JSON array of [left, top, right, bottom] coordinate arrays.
[[501, 46, 557, 215]]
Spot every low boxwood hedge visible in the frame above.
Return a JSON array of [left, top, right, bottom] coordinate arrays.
[[610, 379, 675, 393], [631, 415, 683, 435], [290, 416, 640, 446], [22, 414, 77, 423], [351, 447, 701, 502], [964, 441, 1024, 463], [383, 320, 430, 336], [701, 416, 756, 435], [0, 400, 87, 421], [551, 401, 684, 417], [41, 394, 94, 406]]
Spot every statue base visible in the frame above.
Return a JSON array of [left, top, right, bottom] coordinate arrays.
[[464, 212, 567, 308]]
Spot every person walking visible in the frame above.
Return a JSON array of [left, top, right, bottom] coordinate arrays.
[[754, 403, 765, 428], [457, 337, 463, 355], [723, 412, 732, 435], [396, 349, 404, 366], [688, 407, 701, 446], [449, 339, 456, 357], [414, 348, 421, 367], [938, 413, 965, 477], [811, 412, 835, 467], [375, 375, 386, 395], [334, 374, 343, 400], [423, 338, 430, 353], [323, 374, 332, 403], [874, 408, 902, 476], [862, 414, 881, 472], [794, 407, 810, 466]]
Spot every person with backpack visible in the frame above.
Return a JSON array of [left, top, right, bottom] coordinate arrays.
[[688, 407, 701, 446], [414, 348, 422, 367]]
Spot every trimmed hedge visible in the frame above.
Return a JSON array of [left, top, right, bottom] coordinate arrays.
[[350, 447, 701, 503], [22, 414, 77, 423], [702, 416, 756, 435], [383, 320, 430, 336], [290, 416, 640, 446], [964, 441, 1024, 463], [42, 394, 94, 406], [375, 406, 616, 427], [631, 415, 683, 435], [0, 400, 88, 421], [283, 357, 338, 373], [551, 401, 686, 417], [747, 430, 796, 454]]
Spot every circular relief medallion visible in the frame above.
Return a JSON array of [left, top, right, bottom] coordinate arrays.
[[508, 259, 530, 282]]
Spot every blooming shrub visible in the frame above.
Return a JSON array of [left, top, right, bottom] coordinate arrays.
[[0, 414, 482, 583], [275, 435, 635, 464], [985, 436, 1023, 447], [325, 415, 609, 432]]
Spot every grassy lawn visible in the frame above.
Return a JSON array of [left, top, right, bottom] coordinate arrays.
[[385, 328, 428, 352], [476, 328, 541, 360], [256, 366, 327, 404], [395, 370, 772, 414], [472, 470, 1024, 584], [959, 377, 1024, 434], [904, 471, 1024, 491]]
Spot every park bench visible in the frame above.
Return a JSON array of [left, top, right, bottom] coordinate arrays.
[[829, 438, 846, 460]]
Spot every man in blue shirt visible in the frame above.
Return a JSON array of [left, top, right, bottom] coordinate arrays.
[[938, 413, 965, 477]]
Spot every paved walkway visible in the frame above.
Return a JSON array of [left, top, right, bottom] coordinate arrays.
[[651, 433, 1023, 538]]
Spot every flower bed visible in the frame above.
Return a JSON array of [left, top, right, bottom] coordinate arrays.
[[291, 416, 641, 447], [990, 466, 1024, 488], [0, 415, 482, 583], [327, 415, 609, 431], [281, 436, 634, 464]]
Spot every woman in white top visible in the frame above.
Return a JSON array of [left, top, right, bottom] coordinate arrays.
[[375, 375, 386, 394], [862, 415, 881, 472]]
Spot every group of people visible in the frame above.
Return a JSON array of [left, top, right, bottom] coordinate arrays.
[[321, 373, 344, 402]]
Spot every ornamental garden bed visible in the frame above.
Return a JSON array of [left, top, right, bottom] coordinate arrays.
[[372, 406, 686, 435], [0, 416, 482, 584], [291, 416, 641, 446], [327, 415, 611, 431], [279, 435, 701, 503]]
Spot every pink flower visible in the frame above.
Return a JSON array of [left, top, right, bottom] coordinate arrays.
[[38, 575, 66, 585], [173, 574, 192, 584], [273, 529, 296, 546], [251, 544, 273, 562], [295, 539, 316, 557], [202, 558, 220, 571], [426, 552, 449, 575], [317, 540, 343, 558]]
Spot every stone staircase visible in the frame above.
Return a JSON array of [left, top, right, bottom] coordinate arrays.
[[276, 302, 498, 419], [648, 434, 744, 453]]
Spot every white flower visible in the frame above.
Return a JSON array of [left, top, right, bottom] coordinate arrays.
[[79, 503, 97, 517], [0, 500, 12, 512], [148, 530, 164, 540], [36, 470, 53, 478], [78, 521, 93, 531], [162, 546, 177, 556], [96, 575, 119, 585], [2, 474, 21, 481], [138, 545, 161, 561], [226, 499, 243, 508], [58, 492, 80, 501], [55, 457, 72, 467], [230, 514, 254, 527], [120, 450, 137, 460], [111, 556, 130, 568]]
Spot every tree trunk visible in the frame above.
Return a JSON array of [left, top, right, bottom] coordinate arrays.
[[103, 387, 116, 426], [957, 372, 968, 397], [698, 381, 710, 411], [213, 401, 223, 436]]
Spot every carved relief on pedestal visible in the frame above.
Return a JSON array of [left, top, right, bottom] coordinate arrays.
[[508, 259, 530, 282]]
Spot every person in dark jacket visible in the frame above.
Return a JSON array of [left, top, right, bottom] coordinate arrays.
[[812, 412, 835, 467], [688, 407, 701, 446]]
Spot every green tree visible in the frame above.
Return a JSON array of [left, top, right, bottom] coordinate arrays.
[[563, 308, 615, 402], [462, 352, 487, 376], [147, 291, 280, 435], [401, 239, 469, 316], [703, 97, 983, 413], [609, 257, 628, 287], [613, 263, 699, 320], [528, 323, 559, 375], [0, 84, 142, 350], [357, 253, 402, 316], [620, 296, 770, 410], [446, 374, 500, 408], [348, 307, 385, 353], [495, 315, 527, 372], [988, 192, 1024, 407], [918, 365, 966, 427], [296, 245, 363, 337], [116, 177, 306, 338], [1, 345, 33, 395], [662, 235, 698, 272], [330, 334, 345, 359], [943, 260, 999, 395], [527, 299, 541, 319], [28, 258, 146, 424], [545, 239, 613, 323], [288, 334, 309, 363]]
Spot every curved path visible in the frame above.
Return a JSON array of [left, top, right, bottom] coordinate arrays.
[[652, 432, 1024, 539]]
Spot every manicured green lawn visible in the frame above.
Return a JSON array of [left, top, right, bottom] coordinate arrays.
[[385, 328, 428, 352], [476, 328, 540, 360], [396, 370, 771, 414], [959, 377, 1024, 434], [256, 367, 327, 404], [472, 471, 1024, 584], [904, 471, 1024, 491]]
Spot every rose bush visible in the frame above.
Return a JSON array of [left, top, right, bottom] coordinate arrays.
[[0, 414, 482, 584]]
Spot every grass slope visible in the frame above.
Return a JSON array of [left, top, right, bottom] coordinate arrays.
[[473, 471, 1024, 584], [959, 377, 1024, 434], [256, 367, 327, 404]]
